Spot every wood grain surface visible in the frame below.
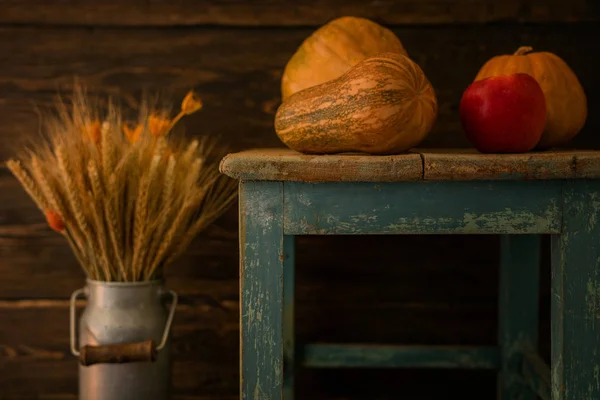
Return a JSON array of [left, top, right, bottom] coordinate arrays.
[[0, 1, 592, 397], [0, 0, 597, 26], [220, 148, 600, 182], [420, 149, 600, 180], [219, 149, 423, 182]]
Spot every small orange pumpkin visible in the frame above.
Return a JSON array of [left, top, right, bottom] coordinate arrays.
[[280, 16, 408, 100], [474, 46, 587, 149]]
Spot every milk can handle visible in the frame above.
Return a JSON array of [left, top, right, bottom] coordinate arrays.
[[69, 287, 178, 366]]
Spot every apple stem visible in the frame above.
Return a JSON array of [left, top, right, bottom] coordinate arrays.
[[514, 46, 533, 56]]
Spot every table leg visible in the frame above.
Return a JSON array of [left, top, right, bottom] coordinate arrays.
[[498, 235, 540, 399], [283, 235, 296, 400], [240, 181, 285, 400], [552, 180, 600, 400]]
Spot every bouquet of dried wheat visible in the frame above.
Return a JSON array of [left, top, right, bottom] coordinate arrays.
[[5, 86, 237, 282]]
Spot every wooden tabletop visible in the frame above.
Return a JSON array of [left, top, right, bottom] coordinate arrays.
[[219, 148, 600, 182]]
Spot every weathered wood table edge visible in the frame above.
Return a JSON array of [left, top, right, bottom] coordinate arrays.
[[219, 147, 600, 182], [219, 147, 600, 400]]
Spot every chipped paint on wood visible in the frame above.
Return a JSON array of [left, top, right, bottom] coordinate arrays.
[[498, 235, 540, 399], [283, 181, 562, 235], [300, 344, 499, 369], [586, 279, 600, 326], [552, 180, 600, 400], [240, 181, 284, 400]]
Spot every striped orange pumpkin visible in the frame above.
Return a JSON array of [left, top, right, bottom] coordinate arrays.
[[275, 52, 438, 155]]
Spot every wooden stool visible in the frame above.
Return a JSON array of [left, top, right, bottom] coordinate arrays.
[[220, 148, 600, 400]]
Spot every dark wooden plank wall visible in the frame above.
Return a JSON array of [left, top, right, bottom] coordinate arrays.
[[0, 1, 598, 398]]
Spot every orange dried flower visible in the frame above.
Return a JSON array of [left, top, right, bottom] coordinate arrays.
[[181, 91, 203, 115], [83, 120, 101, 144], [148, 113, 171, 137], [45, 210, 65, 233], [123, 122, 143, 144]]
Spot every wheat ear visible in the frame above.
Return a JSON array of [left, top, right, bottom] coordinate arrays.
[[105, 173, 127, 281], [162, 154, 176, 204], [88, 161, 113, 281], [154, 136, 167, 159], [115, 148, 136, 266], [56, 147, 88, 234], [144, 194, 201, 280], [181, 140, 198, 165], [132, 154, 160, 280], [100, 121, 114, 182], [64, 229, 93, 279], [6, 160, 49, 212], [146, 154, 176, 270], [185, 158, 202, 189], [166, 178, 237, 267], [31, 155, 88, 260], [30, 156, 65, 219], [56, 146, 96, 277]]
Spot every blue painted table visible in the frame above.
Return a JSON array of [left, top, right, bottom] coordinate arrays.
[[220, 148, 600, 400]]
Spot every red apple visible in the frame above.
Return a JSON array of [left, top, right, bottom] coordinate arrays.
[[460, 73, 547, 153]]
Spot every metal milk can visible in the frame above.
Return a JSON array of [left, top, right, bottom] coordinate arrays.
[[70, 279, 178, 400]]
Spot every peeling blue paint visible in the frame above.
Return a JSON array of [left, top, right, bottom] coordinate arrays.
[[240, 182, 284, 400], [283, 181, 561, 235], [552, 180, 600, 400]]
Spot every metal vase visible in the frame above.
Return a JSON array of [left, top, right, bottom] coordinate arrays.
[[70, 279, 178, 400]]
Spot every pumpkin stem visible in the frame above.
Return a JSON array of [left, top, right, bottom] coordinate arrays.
[[514, 46, 533, 56]]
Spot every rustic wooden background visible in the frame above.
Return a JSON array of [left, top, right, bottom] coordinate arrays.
[[0, 1, 598, 399]]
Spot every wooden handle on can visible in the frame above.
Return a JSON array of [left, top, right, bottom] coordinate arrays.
[[79, 340, 157, 366]]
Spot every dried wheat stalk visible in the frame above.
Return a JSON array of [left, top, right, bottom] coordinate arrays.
[[5, 85, 237, 282]]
